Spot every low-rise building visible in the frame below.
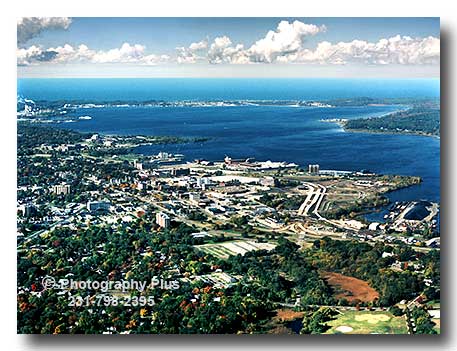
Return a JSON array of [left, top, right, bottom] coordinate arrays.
[[260, 176, 278, 187], [87, 201, 111, 214], [171, 168, 190, 177], [368, 222, 380, 231], [344, 219, 365, 230], [51, 184, 71, 195], [18, 203, 36, 217]]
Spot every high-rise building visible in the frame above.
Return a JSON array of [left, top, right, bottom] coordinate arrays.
[[156, 212, 170, 228], [308, 164, 320, 174]]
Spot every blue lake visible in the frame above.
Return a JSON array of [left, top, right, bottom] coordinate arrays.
[[18, 78, 440, 203]]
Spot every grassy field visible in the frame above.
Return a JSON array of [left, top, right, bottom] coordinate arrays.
[[325, 311, 408, 334]]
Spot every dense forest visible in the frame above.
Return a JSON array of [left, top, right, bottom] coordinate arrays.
[[344, 107, 440, 136], [18, 124, 89, 151], [18, 210, 440, 333]]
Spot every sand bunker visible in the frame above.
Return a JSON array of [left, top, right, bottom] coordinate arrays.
[[354, 314, 390, 324], [335, 325, 354, 333]]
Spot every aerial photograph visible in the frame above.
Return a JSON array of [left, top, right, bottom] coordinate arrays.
[[17, 17, 440, 334]]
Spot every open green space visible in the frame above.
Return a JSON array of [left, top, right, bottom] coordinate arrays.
[[324, 310, 408, 334]]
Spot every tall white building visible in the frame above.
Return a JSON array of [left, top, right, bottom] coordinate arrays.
[[308, 164, 320, 174], [156, 212, 170, 228]]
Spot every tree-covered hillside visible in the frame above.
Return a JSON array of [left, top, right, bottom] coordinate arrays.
[[345, 107, 440, 136]]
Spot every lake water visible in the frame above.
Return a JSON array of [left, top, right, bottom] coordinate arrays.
[[17, 78, 440, 204]]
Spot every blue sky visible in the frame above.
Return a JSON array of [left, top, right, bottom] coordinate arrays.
[[17, 17, 440, 78]]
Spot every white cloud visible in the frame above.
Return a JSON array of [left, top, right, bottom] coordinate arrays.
[[247, 20, 326, 62], [17, 43, 171, 66], [283, 35, 440, 65], [205, 32, 439, 66], [177, 39, 208, 64], [176, 48, 197, 64], [205, 20, 325, 64], [189, 40, 208, 51], [17, 45, 46, 66], [91, 43, 146, 63], [17, 17, 72, 45], [207, 36, 249, 64], [202, 20, 439, 66]]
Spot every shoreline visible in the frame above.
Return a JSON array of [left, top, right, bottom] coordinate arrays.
[[321, 115, 440, 139], [320, 103, 440, 139], [341, 123, 440, 139]]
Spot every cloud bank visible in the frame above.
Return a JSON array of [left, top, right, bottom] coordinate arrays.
[[17, 43, 170, 66], [275, 35, 440, 65], [17, 19, 440, 67]]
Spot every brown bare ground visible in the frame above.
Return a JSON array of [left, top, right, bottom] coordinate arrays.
[[274, 309, 304, 322], [323, 272, 379, 303], [267, 309, 304, 334]]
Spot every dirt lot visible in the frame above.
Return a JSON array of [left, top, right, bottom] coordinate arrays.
[[323, 272, 379, 303], [274, 309, 304, 322]]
